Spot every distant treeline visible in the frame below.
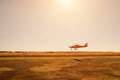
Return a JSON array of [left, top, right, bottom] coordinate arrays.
[[0, 51, 33, 53], [0, 51, 13, 53], [0, 51, 119, 53]]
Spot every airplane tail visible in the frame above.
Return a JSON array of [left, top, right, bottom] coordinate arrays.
[[85, 43, 88, 47]]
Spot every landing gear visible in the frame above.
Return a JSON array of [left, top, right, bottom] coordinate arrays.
[[70, 48, 77, 50], [74, 48, 77, 50]]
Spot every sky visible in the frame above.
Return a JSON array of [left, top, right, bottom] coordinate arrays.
[[0, 0, 120, 51]]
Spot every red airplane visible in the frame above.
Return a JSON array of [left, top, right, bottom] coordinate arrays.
[[69, 43, 88, 50]]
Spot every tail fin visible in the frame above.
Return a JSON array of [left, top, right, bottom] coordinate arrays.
[[85, 43, 88, 47]]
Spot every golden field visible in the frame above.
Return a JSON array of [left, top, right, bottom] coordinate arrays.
[[0, 52, 120, 80], [0, 51, 120, 57]]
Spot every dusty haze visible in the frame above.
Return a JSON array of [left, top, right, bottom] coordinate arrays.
[[0, 0, 120, 51]]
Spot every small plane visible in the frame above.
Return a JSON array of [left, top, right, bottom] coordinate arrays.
[[69, 43, 88, 50]]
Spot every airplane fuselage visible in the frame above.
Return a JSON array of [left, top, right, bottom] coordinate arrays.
[[69, 43, 88, 50]]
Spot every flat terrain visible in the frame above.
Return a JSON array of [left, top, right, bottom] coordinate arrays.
[[0, 52, 120, 80]]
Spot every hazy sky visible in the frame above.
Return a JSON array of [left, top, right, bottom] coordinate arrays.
[[0, 0, 120, 51]]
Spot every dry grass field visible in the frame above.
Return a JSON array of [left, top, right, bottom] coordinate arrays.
[[0, 51, 120, 57], [0, 52, 120, 80]]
